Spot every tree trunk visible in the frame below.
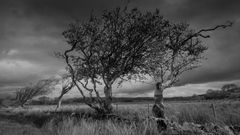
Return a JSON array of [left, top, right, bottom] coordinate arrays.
[[152, 82, 167, 132], [55, 94, 64, 111], [103, 85, 113, 113]]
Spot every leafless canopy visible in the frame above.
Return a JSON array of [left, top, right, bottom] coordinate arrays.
[[60, 7, 171, 113], [15, 78, 57, 107], [145, 21, 232, 89]]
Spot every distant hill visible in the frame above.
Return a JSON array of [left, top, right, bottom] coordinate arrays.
[[30, 86, 240, 105], [3, 83, 240, 106]]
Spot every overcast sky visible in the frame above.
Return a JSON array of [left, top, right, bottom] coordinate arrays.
[[1, 0, 240, 98]]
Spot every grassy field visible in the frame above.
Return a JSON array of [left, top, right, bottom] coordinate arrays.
[[0, 100, 240, 135]]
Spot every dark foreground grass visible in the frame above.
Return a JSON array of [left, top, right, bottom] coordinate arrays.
[[0, 100, 240, 135]]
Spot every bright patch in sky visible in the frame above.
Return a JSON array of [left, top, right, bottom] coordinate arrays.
[[0, 59, 44, 80], [1, 49, 19, 56]]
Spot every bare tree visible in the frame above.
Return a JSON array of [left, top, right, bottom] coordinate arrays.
[[15, 78, 57, 107], [59, 7, 169, 114], [55, 74, 74, 111], [144, 22, 232, 131]]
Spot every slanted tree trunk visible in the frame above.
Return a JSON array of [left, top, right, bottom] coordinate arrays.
[[103, 85, 113, 113], [152, 82, 167, 132], [55, 94, 64, 111]]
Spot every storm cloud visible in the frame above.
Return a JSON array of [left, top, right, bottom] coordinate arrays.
[[0, 0, 240, 97]]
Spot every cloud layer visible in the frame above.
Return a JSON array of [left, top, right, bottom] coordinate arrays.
[[1, 0, 240, 98]]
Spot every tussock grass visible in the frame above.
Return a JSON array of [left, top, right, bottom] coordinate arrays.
[[43, 117, 159, 135], [1, 100, 240, 135]]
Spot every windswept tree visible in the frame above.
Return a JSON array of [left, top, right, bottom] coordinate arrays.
[[144, 22, 232, 130], [60, 7, 169, 113], [15, 78, 57, 107], [55, 74, 74, 110]]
